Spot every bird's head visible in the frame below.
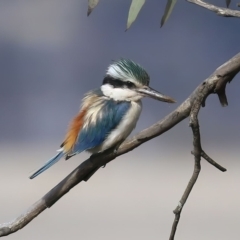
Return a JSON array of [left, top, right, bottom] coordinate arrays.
[[101, 59, 176, 103]]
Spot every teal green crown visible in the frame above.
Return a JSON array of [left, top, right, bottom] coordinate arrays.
[[113, 59, 150, 86]]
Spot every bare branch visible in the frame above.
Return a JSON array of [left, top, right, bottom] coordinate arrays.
[[167, 53, 240, 239], [170, 89, 203, 240], [168, 53, 240, 238], [1, 53, 240, 237], [187, 0, 240, 17], [0, 200, 46, 236]]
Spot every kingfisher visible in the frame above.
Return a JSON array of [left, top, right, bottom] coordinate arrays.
[[29, 59, 175, 179]]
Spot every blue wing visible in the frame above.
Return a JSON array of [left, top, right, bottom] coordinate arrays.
[[70, 100, 130, 155]]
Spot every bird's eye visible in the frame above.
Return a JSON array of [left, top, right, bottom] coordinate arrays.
[[126, 81, 135, 88]]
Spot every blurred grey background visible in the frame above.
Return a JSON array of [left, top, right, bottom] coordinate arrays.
[[0, 0, 239, 239]]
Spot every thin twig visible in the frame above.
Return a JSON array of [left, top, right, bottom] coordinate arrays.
[[187, 0, 240, 17], [1, 53, 240, 237], [169, 94, 203, 240], [190, 150, 226, 171], [201, 151, 226, 172]]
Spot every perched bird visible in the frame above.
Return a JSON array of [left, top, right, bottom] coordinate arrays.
[[29, 59, 175, 179]]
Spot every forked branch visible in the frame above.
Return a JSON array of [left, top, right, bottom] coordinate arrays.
[[0, 53, 240, 238], [170, 89, 205, 240]]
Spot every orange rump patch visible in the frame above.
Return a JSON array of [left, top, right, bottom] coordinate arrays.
[[63, 108, 87, 152]]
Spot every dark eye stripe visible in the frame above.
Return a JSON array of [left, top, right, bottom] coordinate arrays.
[[102, 76, 136, 89]]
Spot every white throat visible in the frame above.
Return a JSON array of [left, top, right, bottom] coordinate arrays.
[[101, 84, 142, 101]]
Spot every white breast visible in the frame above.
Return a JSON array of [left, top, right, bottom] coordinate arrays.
[[90, 100, 142, 153]]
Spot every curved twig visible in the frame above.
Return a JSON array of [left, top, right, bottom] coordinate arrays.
[[170, 89, 204, 240], [187, 0, 240, 17], [1, 53, 240, 237], [200, 151, 226, 172]]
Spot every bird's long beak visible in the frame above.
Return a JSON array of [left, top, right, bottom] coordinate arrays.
[[137, 86, 176, 103]]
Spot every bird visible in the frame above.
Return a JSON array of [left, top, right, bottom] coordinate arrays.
[[29, 59, 175, 179]]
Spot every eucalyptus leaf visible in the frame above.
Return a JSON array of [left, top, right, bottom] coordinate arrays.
[[87, 0, 99, 16], [226, 0, 231, 8], [126, 0, 145, 30], [160, 0, 177, 27]]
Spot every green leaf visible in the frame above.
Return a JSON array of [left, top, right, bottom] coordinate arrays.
[[160, 0, 177, 28], [226, 0, 231, 8], [87, 0, 99, 16], [126, 0, 146, 30]]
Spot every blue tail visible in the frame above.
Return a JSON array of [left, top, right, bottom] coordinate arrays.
[[29, 151, 64, 179]]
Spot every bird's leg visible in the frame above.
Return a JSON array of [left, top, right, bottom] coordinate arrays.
[[83, 146, 118, 181], [102, 145, 119, 168]]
